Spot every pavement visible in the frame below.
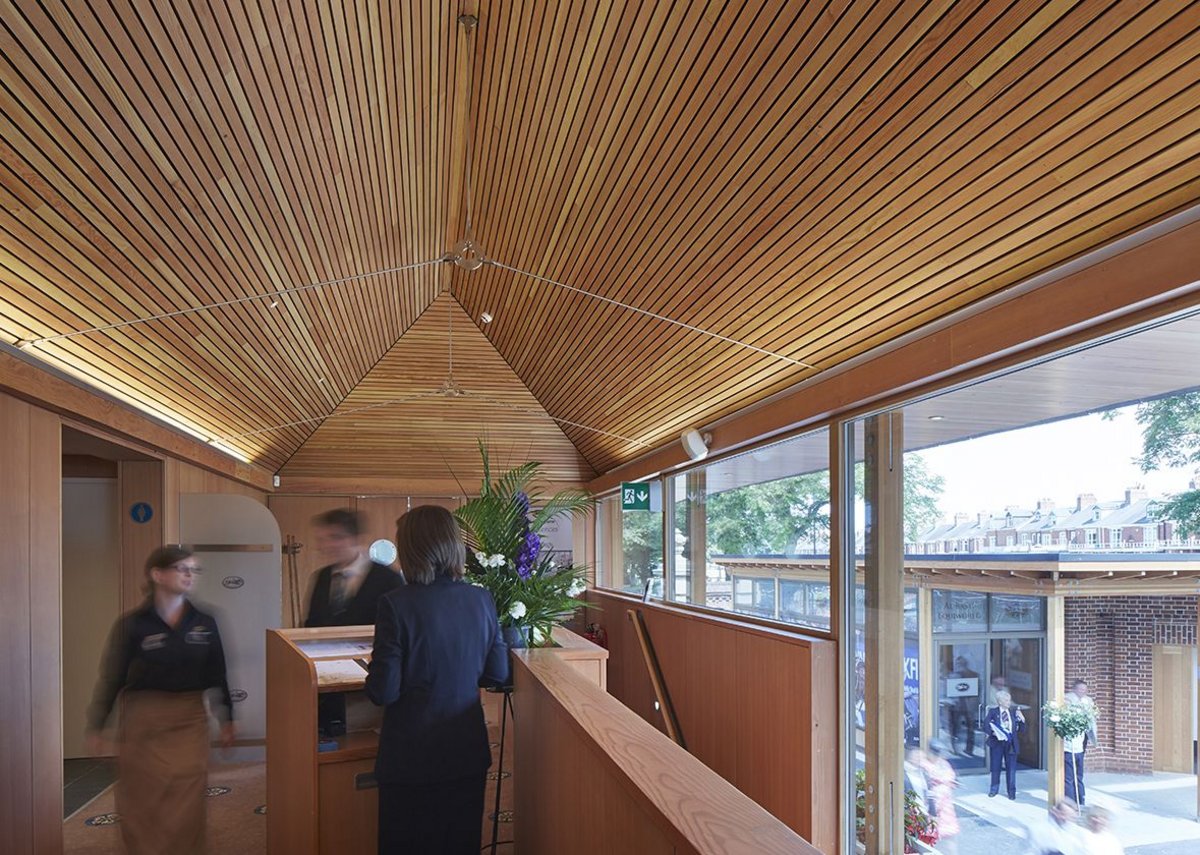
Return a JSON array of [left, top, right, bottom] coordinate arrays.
[[932, 769, 1199, 854]]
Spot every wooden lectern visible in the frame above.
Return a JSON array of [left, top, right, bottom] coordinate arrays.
[[265, 626, 381, 855], [265, 624, 608, 855]]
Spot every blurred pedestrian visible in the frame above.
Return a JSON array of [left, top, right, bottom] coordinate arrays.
[[86, 546, 235, 855], [1082, 805, 1123, 855], [924, 740, 961, 855]]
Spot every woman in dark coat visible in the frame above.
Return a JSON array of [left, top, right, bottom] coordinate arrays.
[[366, 505, 508, 854]]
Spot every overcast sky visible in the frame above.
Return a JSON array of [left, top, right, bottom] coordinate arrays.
[[913, 405, 1196, 522]]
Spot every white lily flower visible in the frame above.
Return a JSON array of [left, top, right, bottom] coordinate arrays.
[[474, 551, 488, 565], [509, 601, 527, 620]]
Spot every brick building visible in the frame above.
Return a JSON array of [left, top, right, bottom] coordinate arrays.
[[1065, 595, 1198, 774], [909, 486, 1197, 554]]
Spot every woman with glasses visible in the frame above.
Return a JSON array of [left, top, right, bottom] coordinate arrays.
[[86, 545, 236, 855]]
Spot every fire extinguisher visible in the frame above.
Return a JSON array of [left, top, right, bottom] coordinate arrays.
[[583, 622, 608, 649]]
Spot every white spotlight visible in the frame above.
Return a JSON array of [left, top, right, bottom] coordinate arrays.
[[681, 428, 711, 461]]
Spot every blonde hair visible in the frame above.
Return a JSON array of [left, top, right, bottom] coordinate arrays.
[[995, 689, 1012, 704]]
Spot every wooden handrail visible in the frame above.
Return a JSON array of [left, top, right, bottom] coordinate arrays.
[[512, 647, 820, 854]]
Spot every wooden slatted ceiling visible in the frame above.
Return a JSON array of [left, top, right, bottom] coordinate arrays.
[[0, 1, 459, 469], [454, 0, 1200, 472], [0, 1, 1198, 478], [279, 295, 594, 484]]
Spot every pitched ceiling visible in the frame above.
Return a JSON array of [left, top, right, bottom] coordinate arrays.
[[279, 295, 595, 483], [1, 1, 1198, 479]]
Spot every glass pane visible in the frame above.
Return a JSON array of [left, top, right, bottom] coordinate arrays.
[[936, 642, 986, 772], [931, 590, 988, 633], [594, 492, 663, 595], [668, 426, 830, 629], [845, 312, 1200, 854], [989, 594, 1044, 630]]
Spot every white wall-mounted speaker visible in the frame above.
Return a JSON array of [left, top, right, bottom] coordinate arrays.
[[680, 428, 711, 461]]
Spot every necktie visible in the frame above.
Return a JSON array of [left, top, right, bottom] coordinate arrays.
[[330, 570, 347, 614], [1001, 709, 1011, 732]]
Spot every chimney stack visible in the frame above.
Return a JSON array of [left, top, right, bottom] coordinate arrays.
[[1076, 493, 1097, 512], [1037, 498, 1055, 512], [1124, 487, 1148, 504]]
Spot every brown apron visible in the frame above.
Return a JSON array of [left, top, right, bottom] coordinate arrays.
[[117, 690, 210, 855]]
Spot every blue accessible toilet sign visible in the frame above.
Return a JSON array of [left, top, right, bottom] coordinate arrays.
[[130, 502, 154, 524]]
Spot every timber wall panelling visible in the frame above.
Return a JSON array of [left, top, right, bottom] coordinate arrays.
[[0, 392, 62, 855], [588, 590, 837, 852]]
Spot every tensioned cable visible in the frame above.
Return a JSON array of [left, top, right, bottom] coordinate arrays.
[[217, 390, 443, 443], [20, 257, 447, 347], [484, 259, 819, 370], [463, 389, 652, 448]]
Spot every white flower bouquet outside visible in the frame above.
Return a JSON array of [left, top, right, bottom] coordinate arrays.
[[1041, 698, 1098, 740]]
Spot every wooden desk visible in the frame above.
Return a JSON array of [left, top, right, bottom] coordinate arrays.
[[265, 627, 379, 855], [266, 625, 609, 855]]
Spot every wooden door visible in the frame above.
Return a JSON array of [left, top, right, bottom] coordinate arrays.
[[1153, 644, 1195, 774]]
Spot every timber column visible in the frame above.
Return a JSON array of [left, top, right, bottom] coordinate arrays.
[[864, 413, 905, 853]]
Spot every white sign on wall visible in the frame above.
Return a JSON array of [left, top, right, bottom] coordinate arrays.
[[945, 676, 979, 698]]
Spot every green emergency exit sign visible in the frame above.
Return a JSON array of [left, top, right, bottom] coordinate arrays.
[[621, 482, 651, 511]]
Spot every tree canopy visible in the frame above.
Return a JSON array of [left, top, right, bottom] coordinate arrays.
[[1130, 391, 1200, 536]]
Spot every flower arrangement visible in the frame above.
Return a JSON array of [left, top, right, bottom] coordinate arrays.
[[855, 769, 937, 853], [1041, 697, 1098, 740], [454, 444, 594, 646]]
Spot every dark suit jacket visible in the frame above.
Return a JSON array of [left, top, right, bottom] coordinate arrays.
[[305, 561, 404, 628], [365, 577, 508, 785], [984, 706, 1025, 752]]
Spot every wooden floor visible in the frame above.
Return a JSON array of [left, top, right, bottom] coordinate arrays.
[[61, 690, 515, 853]]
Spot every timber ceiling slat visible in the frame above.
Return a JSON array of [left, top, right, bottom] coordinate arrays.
[[451, 0, 1200, 468], [0, 0, 451, 468], [279, 296, 594, 483], [1, 1, 1197, 475]]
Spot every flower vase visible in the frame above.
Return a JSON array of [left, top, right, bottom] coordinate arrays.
[[502, 624, 530, 649]]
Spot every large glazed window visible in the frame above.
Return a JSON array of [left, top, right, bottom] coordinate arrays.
[[843, 309, 1200, 855], [595, 490, 664, 596], [667, 427, 832, 630]]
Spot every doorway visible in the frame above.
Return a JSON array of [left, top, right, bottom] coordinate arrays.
[[1153, 644, 1198, 774], [936, 635, 1044, 773], [60, 427, 161, 818]]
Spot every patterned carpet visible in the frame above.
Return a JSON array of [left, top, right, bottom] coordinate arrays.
[[62, 691, 516, 854]]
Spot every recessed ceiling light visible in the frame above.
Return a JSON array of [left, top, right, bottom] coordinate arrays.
[[928, 415, 945, 421], [269, 300, 279, 308], [480, 312, 493, 324], [316, 377, 325, 384]]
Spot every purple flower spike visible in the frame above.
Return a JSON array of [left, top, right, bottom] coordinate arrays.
[[515, 530, 541, 580], [515, 492, 531, 518]]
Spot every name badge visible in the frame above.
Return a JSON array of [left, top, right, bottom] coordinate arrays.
[[141, 633, 168, 651], [185, 625, 212, 645]]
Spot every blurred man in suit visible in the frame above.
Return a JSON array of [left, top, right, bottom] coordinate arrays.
[[305, 508, 403, 737], [305, 508, 403, 628], [949, 655, 980, 757]]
